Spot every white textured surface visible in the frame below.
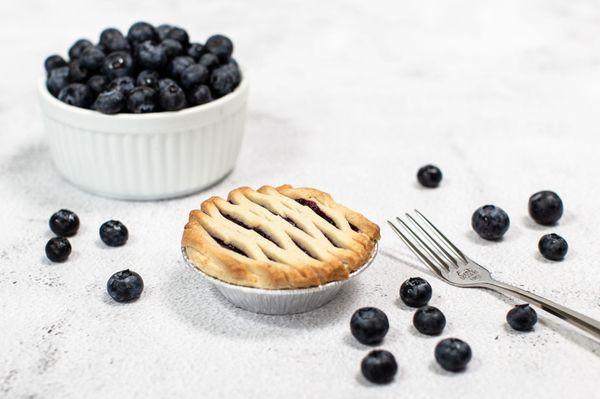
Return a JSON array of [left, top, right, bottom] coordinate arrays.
[[1, 1, 600, 398]]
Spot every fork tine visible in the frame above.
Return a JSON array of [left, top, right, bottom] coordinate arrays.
[[405, 213, 459, 267], [414, 209, 468, 263], [387, 221, 445, 278], [394, 217, 451, 272]]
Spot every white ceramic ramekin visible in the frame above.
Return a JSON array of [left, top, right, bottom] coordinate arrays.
[[181, 244, 378, 315], [37, 76, 248, 200]]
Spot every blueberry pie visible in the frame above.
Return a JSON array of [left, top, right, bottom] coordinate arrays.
[[182, 185, 380, 289]]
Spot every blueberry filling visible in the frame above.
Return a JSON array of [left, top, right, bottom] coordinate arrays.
[[211, 235, 247, 257], [222, 213, 279, 247], [284, 217, 297, 228], [296, 199, 336, 227], [350, 223, 360, 232]]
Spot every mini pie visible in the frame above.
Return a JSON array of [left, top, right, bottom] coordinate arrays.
[[182, 185, 380, 289]]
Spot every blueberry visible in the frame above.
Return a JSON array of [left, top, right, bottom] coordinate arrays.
[[167, 55, 195, 79], [399, 277, 432, 307], [68, 59, 89, 82], [45, 237, 72, 263], [165, 26, 189, 47], [107, 76, 136, 96], [93, 90, 126, 114], [47, 66, 71, 97], [160, 38, 183, 59], [210, 62, 241, 98], [187, 42, 205, 61], [350, 307, 389, 345], [158, 81, 187, 111], [79, 46, 105, 71], [136, 70, 160, 90], [529, 191, 563, 225], [99, 220, 129, 246], [135, 40, 167, 70], [539, 233, 568, 261], [507, 304, 537, 331], [187, 85, 213, 106], [205, 34, 233, 62], [99, 28, 130, 53], [102, 51, 134, 80], [156, 24, 172, 41], [413, 306, 446, 335], [127, 86, 156, 113], [107, 269, 144, 302], [58, 83, 94, 108], [180, 64, 209, 90], [87, 75, 109, 95], [198, 53, 220, 69], [361, 350, 397, 384], [158, 78, 177, 91], [127, 21, 157, 45], [68, 38, 93, 60], [471, 205, 510, 240], [44, 55, 67, 74], [417, 164, 443, 188], [435, 338, 472, 372], [49, 209, 80, 237]]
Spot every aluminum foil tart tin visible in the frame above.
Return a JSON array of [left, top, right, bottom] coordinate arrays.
[[181, 244, 378, 315]]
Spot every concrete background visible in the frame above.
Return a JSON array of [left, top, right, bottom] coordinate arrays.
[[1, 0, 599, 398]]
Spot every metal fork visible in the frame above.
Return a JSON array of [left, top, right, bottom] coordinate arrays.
[[388, 210, 600, 339]]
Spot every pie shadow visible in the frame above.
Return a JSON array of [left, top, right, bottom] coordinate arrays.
[[164, 262, 363, 340]]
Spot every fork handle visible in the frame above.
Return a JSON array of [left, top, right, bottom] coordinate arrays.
[[482, 281, 600, 338]]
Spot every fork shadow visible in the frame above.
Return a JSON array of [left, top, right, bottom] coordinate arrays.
[[380, 248, 600, 356]]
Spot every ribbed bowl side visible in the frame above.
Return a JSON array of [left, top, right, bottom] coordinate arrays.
[[42, 100, 247, 200]]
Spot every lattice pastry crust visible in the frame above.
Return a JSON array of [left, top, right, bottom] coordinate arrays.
[[182, 185, 380, 289]]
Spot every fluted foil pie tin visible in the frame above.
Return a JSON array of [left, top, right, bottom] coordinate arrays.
[[181, 244, 378, 315]]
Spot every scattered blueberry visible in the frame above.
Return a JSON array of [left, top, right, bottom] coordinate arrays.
[[99, 220, 129, 247], [44, 55, 67, 74], [49, 209, 80, 237], [529, 191, 563, 225], [127, 86, 156, 113], [198, 53, 220, 69], [87, 75, 109, 95], [47, 66, 71, 97], [210, 62, 241, 97], [136, 69, 160, 90], [68, 39, 93, 60], [107, 269, 144, 302], [156, 24, 172, 41], [413, 306, 446, 335], [417, 164, 443, 188], [165, 26, 189, 47], [538, 233, 568, 261], [350, 307, 389, 345], [168, 55, 195, 79], [80, 46, 105, 71], [399, 277, 432, 307], [434, 338, 472, 372], [68, 59, 89, 82], [45, 237, 72, 263], [180, 64, 209, 90], [99, 28, 130, 53], [159, 81, 187, 111], [58, 83, 94, 108], [93, 90, 126, 114], [187, 85, 213, 106], [135, 40, 167, 70], [107, 76, 136, 96], [471, 205, 510, 240], [506, 304, 537, 331], [205, 34, 233, 62], [361, 350, 398, 384], [187, 42, 205, 61], [102, 51, 134, 80], [127, 21, 157, 45], [160, 38, 183, 59]]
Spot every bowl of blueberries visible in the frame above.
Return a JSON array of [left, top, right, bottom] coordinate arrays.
[[38, 22, 248, 200]]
